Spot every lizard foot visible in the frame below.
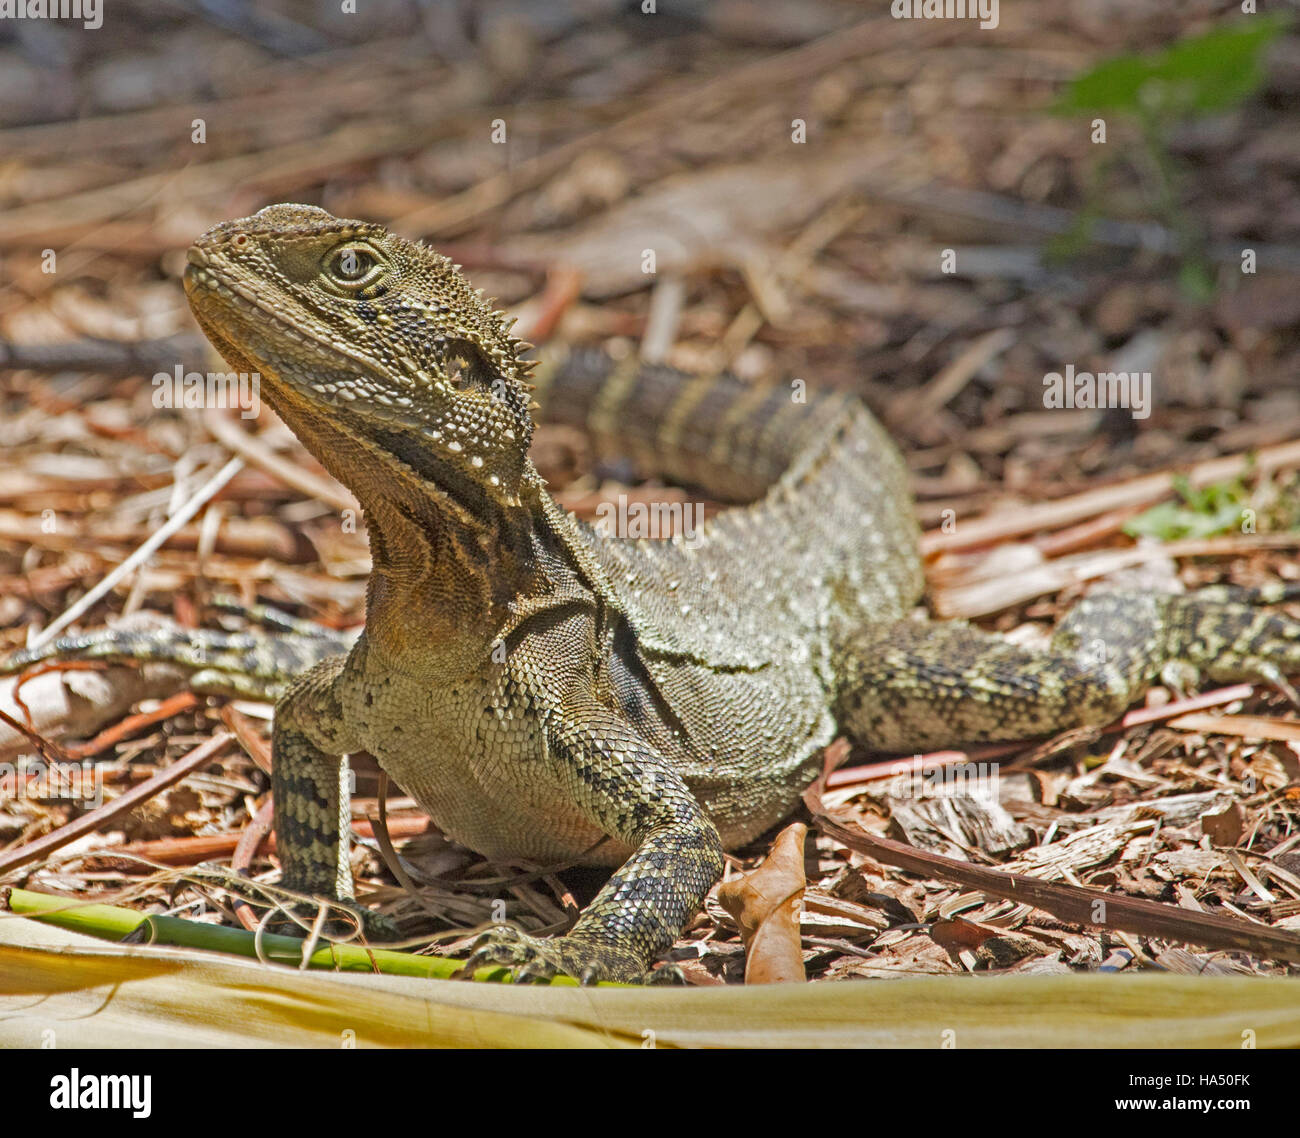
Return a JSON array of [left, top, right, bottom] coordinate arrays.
[[642, 962, 688, 985], [457, 925, 650, 984]]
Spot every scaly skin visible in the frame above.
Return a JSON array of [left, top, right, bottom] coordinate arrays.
[[7, 204, 1300, 983]]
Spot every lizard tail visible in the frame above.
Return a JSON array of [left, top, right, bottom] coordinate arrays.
[[531, 345, 862, 503]]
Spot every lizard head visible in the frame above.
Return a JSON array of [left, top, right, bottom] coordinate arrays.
[[183, 203, 539, 512]]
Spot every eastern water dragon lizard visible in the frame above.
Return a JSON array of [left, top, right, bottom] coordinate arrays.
[[6, 204, 1300, 982]]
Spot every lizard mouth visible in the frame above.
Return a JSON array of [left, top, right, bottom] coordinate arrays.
[[182, 251, 408, 424], [184, 255, 377, 380]]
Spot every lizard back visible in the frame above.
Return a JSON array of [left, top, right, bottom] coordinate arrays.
[[530, 346, 925, 845], [532, 345, 925, 658]]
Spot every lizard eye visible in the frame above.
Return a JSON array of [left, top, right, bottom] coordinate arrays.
[[326, 245, 380, 287]]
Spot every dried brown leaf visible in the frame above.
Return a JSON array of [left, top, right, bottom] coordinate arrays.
[[716, 822, 808, 984]]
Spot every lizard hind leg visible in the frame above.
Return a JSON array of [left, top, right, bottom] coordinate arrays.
[[834, 586, 1300, 753]]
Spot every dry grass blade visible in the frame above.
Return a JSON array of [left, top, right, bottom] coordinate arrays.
[[4, 915, 1300, 1048], [920, 439, 1300, 556]]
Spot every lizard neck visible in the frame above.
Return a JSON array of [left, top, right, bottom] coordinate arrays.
[[270, 385, 548, 678], [361, 490, 542, 676]]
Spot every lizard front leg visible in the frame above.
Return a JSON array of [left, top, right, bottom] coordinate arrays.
[[270, 653, 389, 935], [462, 695, 725, 984]]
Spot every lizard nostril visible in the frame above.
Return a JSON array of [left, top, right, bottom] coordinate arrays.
[[233, 233, 248, 248]]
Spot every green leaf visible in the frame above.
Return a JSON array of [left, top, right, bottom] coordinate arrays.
[[1124, 475, 1251, 541], [1055, 17, 1290, 117]]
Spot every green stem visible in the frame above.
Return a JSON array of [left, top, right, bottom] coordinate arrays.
[[3, 886, 587, 986], [1138, 107, 1212, 296]]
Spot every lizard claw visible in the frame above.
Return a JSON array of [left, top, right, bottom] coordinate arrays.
[[642, 962, 688, 985], [355, 907, 403, 942], [458, 925, 562, 982], [514, 959, 560, 984], [456, 925, 648, 984]]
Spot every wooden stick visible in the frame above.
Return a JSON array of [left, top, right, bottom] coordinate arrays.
[[806, 782, 1300, 964], [0, 732, 232, 877], [25, 457, 244, 651], [921, 437, 1300, 555]]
